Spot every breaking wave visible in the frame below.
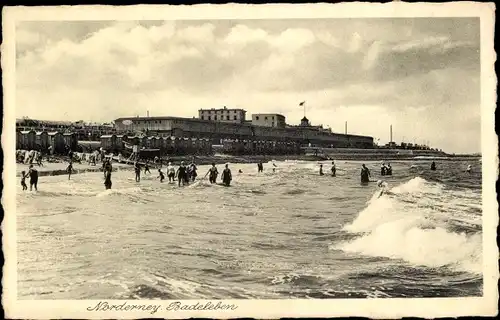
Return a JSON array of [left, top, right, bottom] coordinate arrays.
[[334, 177, 482, 274]]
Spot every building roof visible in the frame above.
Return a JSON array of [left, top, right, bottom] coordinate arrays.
[[301, 117, 309, 122], [198, 107, 247, 112], [252, 113, 286, 117]]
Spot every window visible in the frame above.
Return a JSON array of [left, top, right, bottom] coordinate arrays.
[[226, 116, 230, 120], [265, 117, 268, 120], [256, 116, 259, 120], [272, 116, 274, 120], [214, 115, 217, 120], [208, 116, 211, 120], [234, 115, 237, 120], [201, 116, 204, 120]]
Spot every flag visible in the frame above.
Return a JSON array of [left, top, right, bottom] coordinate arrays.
[[299, 101, 305, 106]]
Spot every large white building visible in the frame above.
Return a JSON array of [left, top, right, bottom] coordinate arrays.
[[251, 113, 286, 128], [198, 107, 247, 124]]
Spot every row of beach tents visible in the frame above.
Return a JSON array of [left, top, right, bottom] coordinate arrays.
[[16, 130, 77, 154]]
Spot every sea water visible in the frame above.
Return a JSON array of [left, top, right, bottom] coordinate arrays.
[[16, 159, 483, 299]]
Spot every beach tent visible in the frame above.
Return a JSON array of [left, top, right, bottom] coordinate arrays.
[[35, 131, 49, 151], [100, 134, 117, 151], [48, 132, 65, 154], [16, 131, 22, 150], [63, 132, 78, 151], [20, 130, 36, 150]]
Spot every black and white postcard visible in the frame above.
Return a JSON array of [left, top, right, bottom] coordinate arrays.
[[1, 2, 498, 319]]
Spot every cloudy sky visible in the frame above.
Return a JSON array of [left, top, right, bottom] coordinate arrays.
[[16, 18, 480, 153]]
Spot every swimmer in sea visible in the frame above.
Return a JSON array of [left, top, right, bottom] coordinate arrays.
[[430, 161, 436, 171], [222, 164, 232, 186], [238, 169, 243, 174], [66, 161, 74, 180], [331, 161, 336, 177], [380, 162, 386, 176], [206, 163, 219, 184], [360, 164, 371, 183], [21, 171, 28, 191], [158, 168, 165, 183], [28, 164, 38, 191], [257, 162, 263, 173], [319, 164, 324, 176], [386, 163, 392, 176], [466, 164, 472, 174], [377, 180, 391, 198], [272, 161, 277, 173]]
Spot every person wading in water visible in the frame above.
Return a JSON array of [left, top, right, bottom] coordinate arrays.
[[157, 168, 165, 183], [331, 161, 336, 177], [430, 161, 437, 171], [319, 164, 324, 176], [360, 164, 371, 184], [67, 160, 74, 180], [176, 161, 188, 186], [104, 169, 112, 190], [28, 164, 38, 191], [189, 162, 198, 182], [222, 163, 232, 186], [205, 163, 219, 184], [134, 161, 141, 182], [20, 171, 28, 191], [167, 162, 175, 183]]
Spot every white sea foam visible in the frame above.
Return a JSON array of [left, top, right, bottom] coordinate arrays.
[[95, 187, 142, 197], [336, 177, 483, 274]]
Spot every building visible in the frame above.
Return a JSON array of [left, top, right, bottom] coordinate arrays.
[[198, 106, 247, 124], [114, 115, 374, 149], [251, 113, 286, 128]]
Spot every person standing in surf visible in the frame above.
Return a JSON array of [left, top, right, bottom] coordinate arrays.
[[134, 161, 141, 182], [380, 162, 387, 176], [176, 161, 188, 186], [144, 161, 151, 175], [189, 163, 198, 182], [167, 162, 175, 183], [66, 160, 74, 180], [331, 161, 336, 177], [28, 164, 38, 191], [319, 164, 324, 176], [157, 168, 165, 183], [104, 170, 112, 190], [360, 164, 371, 183], [222, 163, 232, 186], [386, 163, 392, 176], [206, 163, 219, 184], [257, 162, 263, 173], [20, 171, 28, 191]]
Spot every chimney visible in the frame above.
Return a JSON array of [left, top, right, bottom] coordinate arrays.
[[390, 125, 393, 143], [345, 121, 347, 135]]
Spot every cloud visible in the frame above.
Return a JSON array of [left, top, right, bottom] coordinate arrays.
[[15, 19, 481, 153]]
